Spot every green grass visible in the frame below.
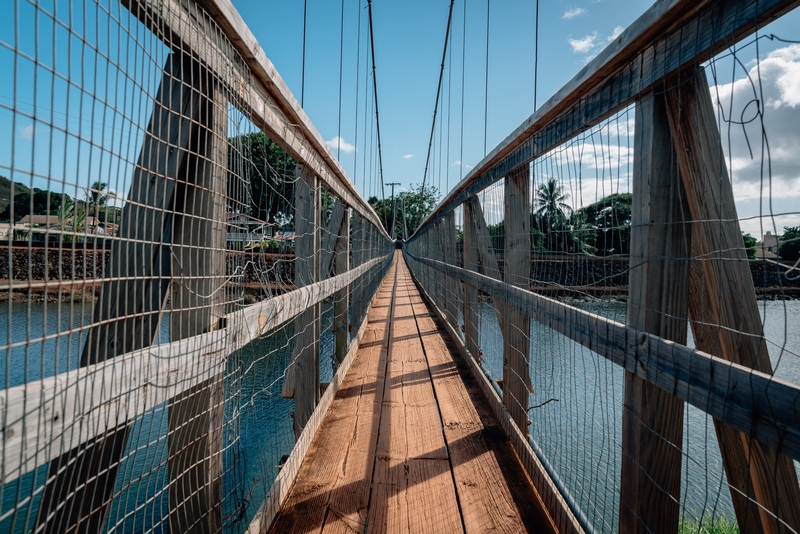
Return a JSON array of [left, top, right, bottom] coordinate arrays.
[[679, 517, 739, 534]]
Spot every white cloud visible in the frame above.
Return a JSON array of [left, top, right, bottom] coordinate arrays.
[[452, 160, 462, 166], [563, 7, 586, 20], [452, 160, 473, 169], [712, 44, 800, 202], [607, 26, 624, 42], [20, 124, 34, 140], [326, 136, 355, 154], [569, 33, 598, 54], [402, 154, 413, 159]]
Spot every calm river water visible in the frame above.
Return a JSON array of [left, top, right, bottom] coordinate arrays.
[[1, 298, 798, 532]]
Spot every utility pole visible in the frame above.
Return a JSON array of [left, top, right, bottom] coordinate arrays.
[[386, 182, 400, 239]]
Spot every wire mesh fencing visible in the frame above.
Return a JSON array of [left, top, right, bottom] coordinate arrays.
[[405, 2, 800, 533], [0, 0, 393, 533]]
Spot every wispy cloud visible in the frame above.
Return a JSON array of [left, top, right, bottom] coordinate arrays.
[[326, 136, 355, 154], [563, 7, 586, 19], [568, 32, 598, 54], [607, 26, 624, 42], [452, 160, 473, 169], [20, 124, 34, 140], [402, 154, 413, 159]]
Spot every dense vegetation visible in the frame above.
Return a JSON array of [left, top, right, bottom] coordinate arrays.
[[368, 184, 439, 239]]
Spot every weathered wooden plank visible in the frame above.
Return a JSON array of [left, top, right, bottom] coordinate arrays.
[[411, 0, 800, 239], [464, 197, 506, 335], [665, 68, 800, 534], [0, 255, 389, 485], [619, 91, 689, 534], [292, 164, 320, 437], [403, 253, 582, 534], [409, 275, 557, 534], [442, 212, 461, 331], [122, 0, 387, 235], [255, 256, 396, 534], [376, 267, 448, 462], [462, 198, 480, 362], [166, 76, 228, 534], [503, 166, 532, 437], [34, 52, 202, 534], [334, 208, 350, 364], [406, 253, 800, 464], [319, 199, 347, 279]]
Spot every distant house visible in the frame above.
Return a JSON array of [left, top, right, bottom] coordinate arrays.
[[17, 215, 60, 241], [227, 213, 269, 245], [755, 231, 782, 260]]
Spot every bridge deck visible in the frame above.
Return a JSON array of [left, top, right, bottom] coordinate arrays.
[[268, 253, 556, 533]]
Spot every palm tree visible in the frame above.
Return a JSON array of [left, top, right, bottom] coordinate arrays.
[[87, 181, 108, 216], [534, 179, 574, 252], [534, 178, 572, 228]]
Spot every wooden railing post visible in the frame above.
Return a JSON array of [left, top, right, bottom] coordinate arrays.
[[350, 212, 364, 332], [443, 211, 461, 331], [34, 52, 203, 534], [503, 165, 532, 437], [463, 198, 480, 361], [619, 90, 690, 534], [335, 207, 350, 364], [292, 163, 320, 438], [665, 68, 800, 534]]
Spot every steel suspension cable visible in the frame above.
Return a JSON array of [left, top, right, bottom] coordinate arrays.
[[419, 0, 456, 213], [337, 0, 345, 160], [366, 0, 386, 203]]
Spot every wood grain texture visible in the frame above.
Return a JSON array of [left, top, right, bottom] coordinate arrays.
[[404, 252, 582, 534], [619, 91, 690, 534], [409, 268, 557, 534], [406, 253, 800, 465], [122, 0, 386, 234], [665, 68, 800, 534], [292, 164, 320, 437], [167, 77, 228, 534], [34, 53, 202, 534], [503, 166, 532, 437], [462, 198, 480, 363]]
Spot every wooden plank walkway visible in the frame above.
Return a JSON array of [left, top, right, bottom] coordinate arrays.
[[268, 252, 557, 533]]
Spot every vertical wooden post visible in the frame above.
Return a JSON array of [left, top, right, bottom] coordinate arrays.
[[335, 208, 350, 364], [293, 163, 320, 438], [442, 211, 461, 331], [35, 53, 201, 534], [503, 165, 532, 437], [665, 68, 800, 534], [463, 198, 480, 361], [350, 212, 364, 332], [619, 91, 690, 534], [167, 73, 227, 534]]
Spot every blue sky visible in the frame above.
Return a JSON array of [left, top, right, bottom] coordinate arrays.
[[232, 0, 800, 237], [1, 0, 798, 237]]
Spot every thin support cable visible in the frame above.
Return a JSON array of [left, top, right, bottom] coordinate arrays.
[[367, 0, 386, 203], [483, 0, 490, 157], [302, 0, 308, 107], [419, 0, 456, 213]]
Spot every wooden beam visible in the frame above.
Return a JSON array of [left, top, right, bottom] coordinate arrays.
[[350, 212, 365, 334], [167, 76, 227, 533], [462, 198, 480, 362], [618, 91, 690, 534], [503, 166, 532, 437], [34, 52, 200, 534], [665, 68, 800, 534], [442, 211, 461, 331], [404, 254, 583, 534], [122, 0, 387, 235], [319, 198, 347, 279], [335, 208, 350, 364], [406, 254, 800, 464], [0, 256, 390, 485], [411, 0, 800, 239], [292, 164, 320, 438]]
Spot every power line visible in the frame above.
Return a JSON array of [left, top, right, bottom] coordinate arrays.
[[367, 0, 386, 203], [419, 0, 456, 210]]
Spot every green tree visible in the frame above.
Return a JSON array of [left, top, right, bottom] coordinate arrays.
[[533, 179, 575, 252], [779, 226, 800, 261], [228, 132, 295, 225], [87, 181, 108, 216], [573, 193, 632, 256], [741, 232, 757, 260], [368, 184, 438, 238], [0, 187, 69, 222]]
